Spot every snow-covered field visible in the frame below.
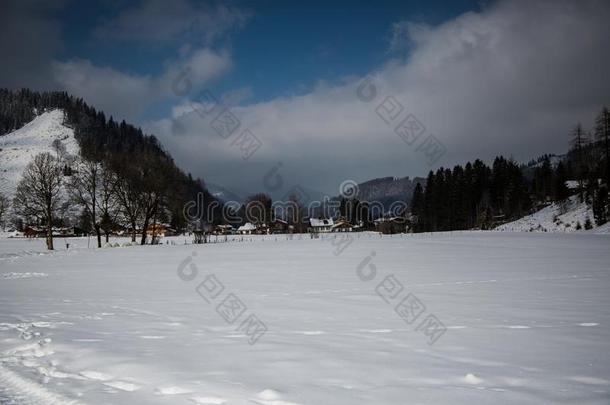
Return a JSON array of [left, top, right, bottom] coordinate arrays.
[[1, 232, 609, 404]]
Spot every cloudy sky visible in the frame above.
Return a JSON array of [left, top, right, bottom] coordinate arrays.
[[2, 0, 609, 197]]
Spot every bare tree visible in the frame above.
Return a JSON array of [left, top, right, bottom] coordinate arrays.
[[112, 159, 142, 243], [51, 139, 67, 160], [97, 165, 118, 243], [137, 153, 170, 245], [13, 153, 63, 250], [110, 152, 171, 245], [68, 158, 103, 247]]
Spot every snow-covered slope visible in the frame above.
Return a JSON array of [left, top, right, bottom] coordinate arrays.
[[0, 109, 78, 200], [495, 195, 596, 233]]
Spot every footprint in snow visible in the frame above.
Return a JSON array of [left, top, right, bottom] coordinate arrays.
[[463, 373, 483, 385], [250, 389, 302, 405], [155, 386, 194, 395], [294, 331, 325, 335], [103, 381, 141, 392], [79, 370, 113, 381], [190, 396, 227, 404]]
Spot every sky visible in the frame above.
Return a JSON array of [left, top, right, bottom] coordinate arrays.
[[1, 0, 610, 197]]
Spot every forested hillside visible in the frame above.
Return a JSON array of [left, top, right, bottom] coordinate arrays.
[[0, 88, 218, 237]]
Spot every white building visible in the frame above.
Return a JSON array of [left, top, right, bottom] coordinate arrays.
[[237, 222, 256, 235], [309, 218, 334, 233]]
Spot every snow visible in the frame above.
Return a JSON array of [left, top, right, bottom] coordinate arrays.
[[495, 196, 596, 233], [309, 218, 334, 227], [237, 223, 256, 232], [0, 109, 79, 200], [591, 221, 610, 234], [1, 231, 609, 404], [527, 155, 564, 169]]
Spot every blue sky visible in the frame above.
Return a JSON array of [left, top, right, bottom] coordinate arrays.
[[2, 0, 609, 195], [53, 0, 481, 117]]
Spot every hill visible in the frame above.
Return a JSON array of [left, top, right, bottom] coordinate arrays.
[[355, 176, 425, 208], [0, 88, 220, 232]]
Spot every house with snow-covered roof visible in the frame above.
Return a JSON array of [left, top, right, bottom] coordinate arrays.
[[237, 222, 256, 234], [309, 218, 334, 233]]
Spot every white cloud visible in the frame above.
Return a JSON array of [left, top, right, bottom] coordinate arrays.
[[52, 48, 232, 121], [148, 0, 610, 195]]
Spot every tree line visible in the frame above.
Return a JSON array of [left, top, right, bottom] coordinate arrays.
[[409, 107, 610, 232]]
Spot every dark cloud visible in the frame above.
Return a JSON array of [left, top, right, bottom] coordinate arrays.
[[0, 0, 66, 89]]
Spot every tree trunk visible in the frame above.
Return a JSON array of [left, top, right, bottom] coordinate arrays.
[[605, 128, 610, 187], [151, 202, 158, 245], [131, 219, 137, 242], [46, 199, 54, 250], [105, 231, 109, 243], [95, 224, 102, 248], [141, 217, 149, 245], [46, 220, 54, 250]]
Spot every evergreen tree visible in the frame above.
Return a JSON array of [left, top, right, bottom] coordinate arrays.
[[570, 123, 589, 202], [410, 182, 424, 231], [554, 162, 570, 201], [595, 107, 610, 186]]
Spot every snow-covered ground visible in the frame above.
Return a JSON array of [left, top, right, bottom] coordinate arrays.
[[494, 196, 599, 233], [1, 232, 609, 404], [0, 109, 78, 200]]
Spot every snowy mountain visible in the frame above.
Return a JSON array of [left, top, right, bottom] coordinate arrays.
[[205, 182, 247, 204], [356, 176, 425, 203], [0, 109, 78, 200], [494, 195, 597, 233], [524, 154, 565, 169], [331, 176, 426, 211]]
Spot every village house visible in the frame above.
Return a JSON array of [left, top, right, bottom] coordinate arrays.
[[255, 223, 270, 235], [146, 224, 169, 238], [374, 217, 409, 234], [214, 224, 235, 235], [309, 218, 334, 233], [237, 222, 256, 235], [270, 219, 290, 234], [23, 226, 45, 238], [331, 219, 353, 232], [23, 226, 87, 238]]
